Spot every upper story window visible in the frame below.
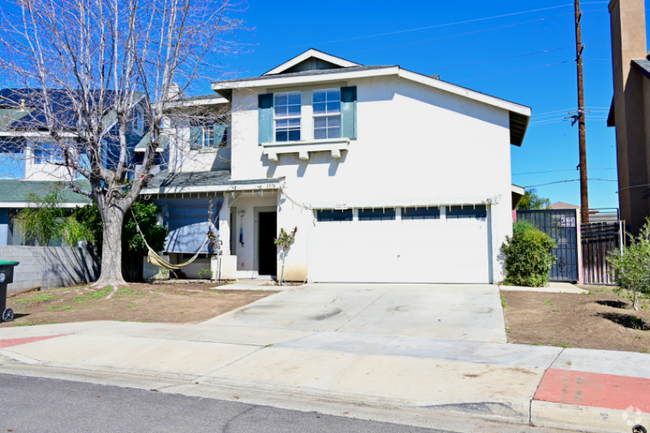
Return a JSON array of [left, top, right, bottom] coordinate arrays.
[[33, 142, 63, 164], [258, 86, 356, 146], [313, 89, 341, 140], [190, 121, 228, 150], [274, 92, 301, 142]]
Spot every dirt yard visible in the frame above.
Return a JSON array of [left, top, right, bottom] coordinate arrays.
[[502, 286, 650, 353], [1, 282, 277, 328]]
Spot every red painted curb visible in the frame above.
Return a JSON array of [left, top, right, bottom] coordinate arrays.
[[534, 368, 650, 412], [0, 334, 72, 349]]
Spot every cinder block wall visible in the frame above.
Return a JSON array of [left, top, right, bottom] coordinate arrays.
[[0, 246, 100, 294]]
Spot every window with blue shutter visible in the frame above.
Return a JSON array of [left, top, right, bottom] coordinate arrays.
[[340, 86, 357, 139], [258, 93, 273, 145], [189, 126, 202, 150], [313, 89, 341, 139], [213, 124, 227, 147], [274, 92, 301, 142]]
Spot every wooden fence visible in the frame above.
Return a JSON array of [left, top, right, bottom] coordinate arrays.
[[581, 221, 624, 285]]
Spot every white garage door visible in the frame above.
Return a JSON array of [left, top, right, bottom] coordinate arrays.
[[310, 206, 490, 284]]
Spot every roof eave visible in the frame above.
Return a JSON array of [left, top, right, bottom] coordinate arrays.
[[211, 67, 399, 92]]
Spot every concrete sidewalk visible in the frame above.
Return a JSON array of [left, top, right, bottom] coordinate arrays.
[[1, 321, 648, 432], [0, 284, 648, 432]]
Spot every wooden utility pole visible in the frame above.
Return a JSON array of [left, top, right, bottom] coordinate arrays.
[[575, 0, 589, 223]]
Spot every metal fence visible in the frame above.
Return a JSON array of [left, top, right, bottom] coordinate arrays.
[[517, 209, 579, 282], [581, 221, 624, 285]]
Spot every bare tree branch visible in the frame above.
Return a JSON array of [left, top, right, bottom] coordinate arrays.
[[0, 0, 243, 286]]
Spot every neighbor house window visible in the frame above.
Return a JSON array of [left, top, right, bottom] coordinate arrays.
[[33, 142, 63, 164], [313, 89, 341, 139], [274, 92, 301, 142], [134, 105, 145, 135]]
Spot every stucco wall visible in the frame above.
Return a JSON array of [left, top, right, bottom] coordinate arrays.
[[227, 74, 515, 282], [0, 245, 99, 294]]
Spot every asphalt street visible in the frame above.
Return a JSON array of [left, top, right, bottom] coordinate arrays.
[[0, 373, 452, 433]]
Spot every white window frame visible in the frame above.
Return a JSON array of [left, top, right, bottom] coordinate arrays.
[[32, 141, 64, 165], [202, 124, 228, 149], [312, 88, 341, 140], [274, 92, 302, 142]]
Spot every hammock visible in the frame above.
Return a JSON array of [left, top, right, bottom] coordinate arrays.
[[132, 209, 212, 271]]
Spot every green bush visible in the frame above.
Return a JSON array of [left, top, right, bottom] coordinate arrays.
[[607, 218, 650, 310], [502, 220, 557, 287]]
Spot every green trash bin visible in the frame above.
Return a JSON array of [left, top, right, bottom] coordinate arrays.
[[0, 260, 19, 323]]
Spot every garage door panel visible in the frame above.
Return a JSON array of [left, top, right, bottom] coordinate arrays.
[[311, 216, 490, 283]]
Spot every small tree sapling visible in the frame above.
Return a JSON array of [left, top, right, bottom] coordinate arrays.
[[274, 227, 297, 285]]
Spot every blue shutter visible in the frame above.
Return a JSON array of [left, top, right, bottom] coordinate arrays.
[[213, 124, 227, 146], [258, 93, 273, 145], [340, 86, 357, 139], [189, 126, 202, 150]]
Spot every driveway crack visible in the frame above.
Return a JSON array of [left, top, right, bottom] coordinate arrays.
[[334, 286, 393, 332]]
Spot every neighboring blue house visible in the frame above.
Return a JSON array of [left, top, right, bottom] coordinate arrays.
[[0, 88, 167, 246]]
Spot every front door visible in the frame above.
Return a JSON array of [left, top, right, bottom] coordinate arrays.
[[258, 212, 277, 276]]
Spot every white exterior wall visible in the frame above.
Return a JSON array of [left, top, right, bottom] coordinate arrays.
[[23, 146, 74, 181], [229, 74, 514, 283], [167, 121, 231, 173]]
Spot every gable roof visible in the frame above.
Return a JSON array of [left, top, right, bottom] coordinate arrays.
[[213, 51, 531, 146], [263, 49, 360, 76], [0, 89, 144, 132]]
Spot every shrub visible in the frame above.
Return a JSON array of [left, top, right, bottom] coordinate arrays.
[[607, 219, 650, 310], [73, 200, 169, 282], [502, 221, 557, 287]]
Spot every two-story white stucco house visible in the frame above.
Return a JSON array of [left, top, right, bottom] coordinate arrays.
[[143, 49, 530, 284]]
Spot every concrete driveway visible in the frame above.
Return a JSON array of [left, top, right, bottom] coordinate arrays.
[[204, 284, 507, 343]]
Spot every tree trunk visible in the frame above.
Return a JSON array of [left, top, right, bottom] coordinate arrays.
[[94, 205, 127, 287]]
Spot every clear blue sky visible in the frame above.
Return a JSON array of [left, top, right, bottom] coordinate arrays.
[[205, 0, 650, 211]]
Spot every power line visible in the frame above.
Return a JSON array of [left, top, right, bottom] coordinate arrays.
[[525, 178, 617, 188], [514, 168, 616, 176], [258, 4, 576, 54], [345, 14, 574, 56], [429, 46, 574, 73], [457, 60, 571, 83]]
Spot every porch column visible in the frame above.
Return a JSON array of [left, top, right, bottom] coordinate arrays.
[[219, 194, 231, 255]]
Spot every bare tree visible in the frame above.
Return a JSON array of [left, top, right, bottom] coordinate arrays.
[[0, 0, 241, 286]]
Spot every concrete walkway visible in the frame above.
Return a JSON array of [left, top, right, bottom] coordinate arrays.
[[500, 282, 589, 294], [0, 284, 648, 433]]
